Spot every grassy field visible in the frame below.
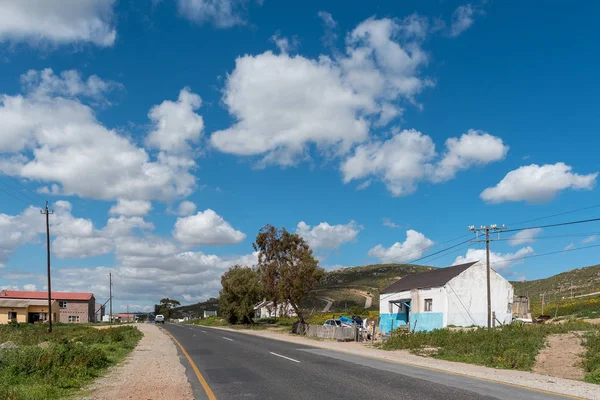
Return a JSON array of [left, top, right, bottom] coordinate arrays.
[[512, 264, 600, 299], [380, 322, 599, 375], [529, 295, 600, 319], [0, 323, 142, 400], [584, 331, 600, 383]]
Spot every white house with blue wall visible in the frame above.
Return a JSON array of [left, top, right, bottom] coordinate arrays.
[[379, 261, 514, 334]]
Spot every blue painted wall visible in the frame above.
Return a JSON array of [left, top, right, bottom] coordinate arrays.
[[379, 311, 444, 334], [379, 310, 409, 334], [410, 312, 444, 332]]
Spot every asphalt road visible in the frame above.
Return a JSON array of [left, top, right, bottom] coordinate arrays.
[[163, 324, 572, 400]]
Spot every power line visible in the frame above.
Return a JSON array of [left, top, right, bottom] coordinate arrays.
[[490, 243, 600, 267], [0, 169, 47, 206], [404, 237, 474, 265], [506, 203, 600, 228], [503, 217, 600, 234]]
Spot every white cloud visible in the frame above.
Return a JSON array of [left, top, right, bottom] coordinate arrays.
[[296, 221, 360, 250], [450, 4, 476, 37], [109, 200, 153, 217], [22, 284, 39, 291], [20, 69, 122, 102], [173, 209, 246, 246], [582, 235, 598, 244], [317, 11, 337, 48], [453, 246, 534, 270], [341, 129, 435, 196], [210, 16, 433, 166], [509, 228, 542, 246], [382, 218, 402, 229], [317, 11, 336, 29], [368, 229, 433, 263], [342, 129, 507, 196], [563, 243, 576, 251], [0, 69, 198, 202], [480, 163, 598, 203], [0, 0, 117, 47], [432, 130, 509, 182], [146, 87, 204, 154], [176, 0, 249, 28], [173, 201, 197, 216]]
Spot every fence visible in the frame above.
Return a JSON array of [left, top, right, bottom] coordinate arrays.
[[305, 324, 357, 341]]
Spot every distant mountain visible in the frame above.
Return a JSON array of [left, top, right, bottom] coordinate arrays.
[[172, 297, 219, 318], [511, 264, 600, 299]]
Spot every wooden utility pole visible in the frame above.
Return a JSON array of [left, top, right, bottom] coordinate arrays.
[[109, 272, 113, 324], [41, 201, 54, 333], [541, 293, 545, 315], [468, 224, 507, 328]]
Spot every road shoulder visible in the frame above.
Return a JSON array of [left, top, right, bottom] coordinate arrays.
[[78, 323, 194, 400]]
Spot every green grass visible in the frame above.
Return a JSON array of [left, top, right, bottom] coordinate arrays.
[[380, 321, 599, 371], [583, 331, 600, 383], [530, 295, 600, 319], [0, 323, 142, 400], [512, 264, 600, 300]]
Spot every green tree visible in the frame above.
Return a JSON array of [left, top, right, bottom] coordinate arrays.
[[254, 225, 324, 324], [254, 225, 284, 317], [219, 265, 262, 324], [154, 298, 181, 319]]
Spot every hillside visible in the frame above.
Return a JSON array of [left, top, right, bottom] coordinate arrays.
[[512, 264, 600, 300], [305, 263, 435, 312], [172, 297, 219, 318]]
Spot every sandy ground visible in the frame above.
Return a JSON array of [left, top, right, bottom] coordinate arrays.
[[78, 323, 193, 400], [534, 332, 585, 380], [211, 326, 600, 400]]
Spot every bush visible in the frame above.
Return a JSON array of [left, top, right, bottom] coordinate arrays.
[[583, 331, 600, 383], [0, 325, 142, 400], [381, 321, 598, 371]]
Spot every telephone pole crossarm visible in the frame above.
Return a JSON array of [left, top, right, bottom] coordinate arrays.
[[468, 224, 507, 328]]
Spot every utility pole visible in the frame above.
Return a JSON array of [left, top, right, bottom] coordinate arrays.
[[127, 304, 129, 323], [570, 280, 573, 299], [41, 201, 54, 333], [468, 224, 507, 328], [540, 293, 545, 315], [109, 272, 113, 324]]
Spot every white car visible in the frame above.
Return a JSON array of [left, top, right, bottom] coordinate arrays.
[[155, 314, 165, 324], [323, 319, 341, 327]]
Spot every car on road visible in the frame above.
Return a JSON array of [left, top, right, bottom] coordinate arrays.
[[155, 314, 165, 324]]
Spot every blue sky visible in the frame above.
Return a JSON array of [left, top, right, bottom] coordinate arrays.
[[0, 0, 599, 312]]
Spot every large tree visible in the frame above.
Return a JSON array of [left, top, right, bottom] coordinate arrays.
[[219, 265, 262, 324], [253, 225, 284, 317], [254, 225, 324, 324], [154, 297, 181, 319]]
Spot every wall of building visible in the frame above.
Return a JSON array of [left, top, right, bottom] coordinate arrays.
[[0, 307, 28, 324], [379, 287, 447, 334], [61, 300, 92, 323], [445, 263, 514, 327], [29, 303, 60, 323]]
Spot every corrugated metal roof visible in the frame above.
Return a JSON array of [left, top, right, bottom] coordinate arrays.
[[0, 299, 54, 308], [0, 290, 93, 301], [380, 261, 479, 294]]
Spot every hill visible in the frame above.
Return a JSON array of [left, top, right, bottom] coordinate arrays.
[[305, 263, 435, 312], [172, 297, 219, 318], [512, 264, 600, 300]]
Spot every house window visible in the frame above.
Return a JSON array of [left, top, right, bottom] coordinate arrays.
[[424, 299, 433, 312], [8, 311, 17, 320], [59, 301, 68, 308], [388, 302, 393, 314], [68, 315, 80, 323]]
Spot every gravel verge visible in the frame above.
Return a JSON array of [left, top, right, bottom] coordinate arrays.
[[211, 326, 600, 400], [78, 323, 193, 400]]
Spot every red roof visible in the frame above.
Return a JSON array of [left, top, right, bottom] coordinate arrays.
[[0, 290, 93, 301]]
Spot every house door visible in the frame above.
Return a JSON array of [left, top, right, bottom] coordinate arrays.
[[28, 313, 41, 324]]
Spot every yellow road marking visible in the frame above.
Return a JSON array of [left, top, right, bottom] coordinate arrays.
[[163, 328, 217, 400]]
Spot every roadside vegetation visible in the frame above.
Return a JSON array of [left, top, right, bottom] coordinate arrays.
[[583, 330, 600, 383], [530, 295, 600, 319], [0, 323, 142, 400], [380, 321, 600, 380]]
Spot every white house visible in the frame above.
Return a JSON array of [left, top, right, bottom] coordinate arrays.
[[254, 300, 297, 319], [379, 261, 514, 334], [203, 310, 217, 318]]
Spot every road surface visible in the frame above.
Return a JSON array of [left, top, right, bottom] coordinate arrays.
[[163, 324, 573, 400]]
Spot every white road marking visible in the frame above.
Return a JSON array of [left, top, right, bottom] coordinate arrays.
[[222, 336, 234, 341], [201, 330, 208, 334], [269, 352, 300, 363]]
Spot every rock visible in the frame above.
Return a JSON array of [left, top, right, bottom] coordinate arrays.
[[0, 341, 18, 350], [38, 341, 50, 349]]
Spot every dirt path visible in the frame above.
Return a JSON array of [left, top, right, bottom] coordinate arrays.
[[533, 332, 585, 381], [79, 323, 193, 400], [317, 297, 333, 312]]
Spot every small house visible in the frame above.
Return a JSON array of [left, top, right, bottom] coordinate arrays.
[[0, 290, 96, 323], [0, 298, 60, 324], [379, 261, 514, 333], [254, 300, 297, 319], [203, 310, 217, 318]]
